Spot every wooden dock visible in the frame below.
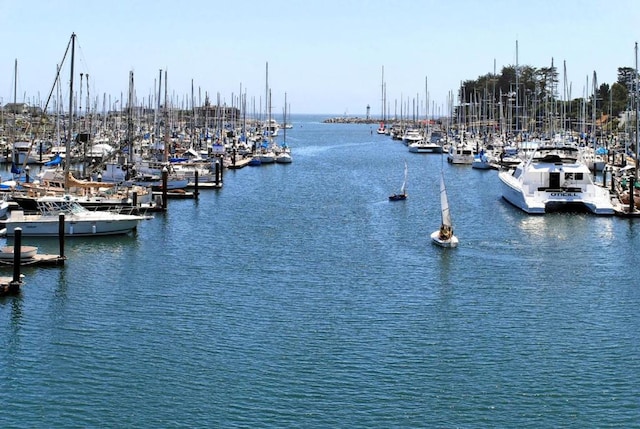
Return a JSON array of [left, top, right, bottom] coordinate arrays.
[[227, 156, 252, 169]]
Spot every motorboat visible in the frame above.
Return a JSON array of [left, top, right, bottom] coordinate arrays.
[[471, 149, 492, 170], [408, 139, 442, 154], [447, 142, 476, 164], [498, 144, 614, 215], [1, 196, 150, 237], [402, 128, 423, 146]]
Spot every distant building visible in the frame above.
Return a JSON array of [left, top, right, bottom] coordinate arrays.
[[3, 102, 43, 116], [3, 102, 29, 114]]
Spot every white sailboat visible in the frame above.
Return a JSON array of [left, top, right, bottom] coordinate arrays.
[[389, 161, 408, 201], [276, 92, 292, 164], [431, 171, 458, 248]]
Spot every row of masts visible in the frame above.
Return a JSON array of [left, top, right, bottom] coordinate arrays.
[[3, 34, 288, 175]]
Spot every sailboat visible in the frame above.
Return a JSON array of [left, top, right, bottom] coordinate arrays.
[[389, 161, 408, 201], [276, 93, 292, 164], [431, 171, 458, 247]]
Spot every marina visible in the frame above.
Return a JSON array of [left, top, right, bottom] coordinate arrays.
[[1, 115, 639, 427]]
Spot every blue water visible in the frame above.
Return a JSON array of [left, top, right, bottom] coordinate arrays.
[[1, 115, 639, 428]]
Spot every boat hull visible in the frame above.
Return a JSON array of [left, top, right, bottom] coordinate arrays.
[[388, 194, 407, 201], [408, 144, 442, 153], [0, 245, 38, 259], [430, 230, 459, 248], [2, 212, 143, 236], [499, 171, 614, 215]]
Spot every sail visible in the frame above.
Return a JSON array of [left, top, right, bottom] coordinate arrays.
[[44, 154, 63, 166], [400, 161, 408, 194], [440, 173, 452, 228]]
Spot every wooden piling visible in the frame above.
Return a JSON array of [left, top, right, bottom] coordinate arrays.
[[12, 228, 22, 283], [59, 213, 65, 258], [162, 167, 168, 210], [194, 170, 199, 199]]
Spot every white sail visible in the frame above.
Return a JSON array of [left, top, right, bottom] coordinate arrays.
[[400, 161, 408, 194], [440, 172, 452, 228]]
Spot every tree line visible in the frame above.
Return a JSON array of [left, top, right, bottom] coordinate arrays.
[[456, 63, 637, 134]]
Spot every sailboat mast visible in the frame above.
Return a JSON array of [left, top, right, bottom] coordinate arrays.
[[13, 59, 17, 106], [283, 92, 287, 144], [381, 65, 385, 122], [156, 69, 162, 148], [164, 69, 168, 163], [65, 33, 76, 190], [634, 42, 639, 210], [515, 40, 519, 138], [592, 71, 597, 152], [127, 70, 135, 164]]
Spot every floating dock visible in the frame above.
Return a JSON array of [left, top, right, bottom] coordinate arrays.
[[227, 156, 252, 169]]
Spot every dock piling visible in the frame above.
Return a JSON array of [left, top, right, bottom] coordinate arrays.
[[162, 167, 168, 210], [12, 228, 22, 283], [59, 214, 65, 258], [194, 170, 199, 199]]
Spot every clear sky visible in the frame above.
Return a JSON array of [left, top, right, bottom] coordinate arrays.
[[1, 0, 639, 116]]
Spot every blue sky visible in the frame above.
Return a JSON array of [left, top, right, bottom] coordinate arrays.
[[1, 0, 639, 116]]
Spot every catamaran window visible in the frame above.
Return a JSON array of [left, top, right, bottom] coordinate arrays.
[[565, 173, 574, 181], [575, 173, 584, 180]]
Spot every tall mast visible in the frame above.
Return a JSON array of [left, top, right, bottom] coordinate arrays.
[[65, 33, 76, 190], [634, 42, 639, 213], [592, 71, 597, 151], [515, 40, 519, 138], [164, 69, 168, 163], [13, 59, 17, 106], [127, 70, 134, 164], [381, 65, 385, 122], [156, 69, 162, 145]]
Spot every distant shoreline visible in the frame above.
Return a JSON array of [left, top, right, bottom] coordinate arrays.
[[322, 116, 434, 124]]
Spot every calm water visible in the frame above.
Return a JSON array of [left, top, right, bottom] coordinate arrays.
[[1, 115, 639, 428]]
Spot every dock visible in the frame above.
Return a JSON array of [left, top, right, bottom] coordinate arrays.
[[227, 156, 252, 169]]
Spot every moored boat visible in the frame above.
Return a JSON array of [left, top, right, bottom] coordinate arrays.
[[1, 196, 150, 237], [0, 245, 38, 260], [498, 144, 614, 215]]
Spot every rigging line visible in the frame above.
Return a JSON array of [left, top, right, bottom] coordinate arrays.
[[20, 35, 74, 173]]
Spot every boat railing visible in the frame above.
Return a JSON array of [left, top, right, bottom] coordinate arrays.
[[36, 200, 87, 216]]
